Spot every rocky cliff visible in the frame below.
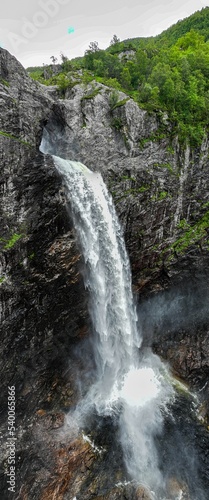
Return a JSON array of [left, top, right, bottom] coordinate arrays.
[[42, 68, 209, 395], [0, 48, 209, 499]]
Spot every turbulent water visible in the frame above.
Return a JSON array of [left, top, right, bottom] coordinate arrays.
[[53, 156, 175, 497]]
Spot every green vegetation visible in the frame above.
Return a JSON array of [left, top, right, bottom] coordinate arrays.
[[0, 233, 23, 250], [153, 162, 175, 174], [55, 74, 73, 96], [81, 86, 102, 101], [109, 90, 130, 110], [0, 131, 32, 146], [27, 7, 209, 146], [171, 211, 209, 253], [139, 131, 167, 149], [160, 211, 209, 263], [0, 78, 9, 87], [0, 277, 5, 284], [137, 185, 150, 193], [166, 145, 175, 154], [120, 175, 136, 181], [156, 7, 209, 46], [152, 191, 170, 201], [112, 97, 130, 109], [114, 185, 150, 199], [177, 218, 190, 230], [111, 117, 123, 130], [95, 77, 122, 90]]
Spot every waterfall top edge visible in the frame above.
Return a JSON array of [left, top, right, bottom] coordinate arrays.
[[53, 155, 94, 176]]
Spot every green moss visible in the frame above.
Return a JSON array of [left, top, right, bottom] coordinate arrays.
[[111, 117, 123, 130], [139, 137, 150, 149], [151, 243, 160, 251], [166, 145, 175, 154], [81, 87, 102, 101], [152, 190, 170, 201], [159, 191, 169, 200], [121, 175, 136, 181], [173, 215, 209, 252], [115, 185, 150, 199], [202, 201, 209, 209], [177, 218, 190, 230], [119, 175, 138, 183], [153, 162, 174, 174], [149, 131, 167, 141], [28, 252, 35, 260], [137, 185, 150, 193], [139, 131, 167, 150], [0, 131, 32, 147], [164, 210, 209, 258], [3, 233, 23, 250], [0, 78, 9, 87], [0, 277, 5, 283], [111, 97, 130, 110]]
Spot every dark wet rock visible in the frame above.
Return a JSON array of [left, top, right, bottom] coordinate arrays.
[[1, 47, 209, 498]]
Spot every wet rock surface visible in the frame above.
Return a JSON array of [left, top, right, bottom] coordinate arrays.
[[0, 48, 209, 498]]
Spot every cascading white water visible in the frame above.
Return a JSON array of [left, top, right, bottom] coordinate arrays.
[[53, 156, 141, 402], [53, 155, 174, 497]]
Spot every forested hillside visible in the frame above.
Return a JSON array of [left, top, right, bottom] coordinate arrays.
[[29, 7, 209, 146]]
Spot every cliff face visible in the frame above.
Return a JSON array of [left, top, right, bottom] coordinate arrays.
[[0, 47, 89, 393], [0, 49, 90, 496], [1, 48, 209, 498], [43, 76, 209, 394]]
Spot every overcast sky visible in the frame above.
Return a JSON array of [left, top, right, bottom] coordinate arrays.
[[0, 0, 208, 68]]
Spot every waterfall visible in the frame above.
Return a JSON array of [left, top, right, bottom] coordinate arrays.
[[53, 156, 142, 403], [53, 155, 174, 496]]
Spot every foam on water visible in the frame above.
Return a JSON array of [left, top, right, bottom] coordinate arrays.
[[118, 367, 161, 407]]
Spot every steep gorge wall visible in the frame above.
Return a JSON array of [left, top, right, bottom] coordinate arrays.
[[43, 73, 209, 395], [0, 48, 89, 424]]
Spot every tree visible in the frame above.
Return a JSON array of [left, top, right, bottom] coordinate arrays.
[[109, 89, 120, 110], [60, 52, 68, 64], [84, 41, 100, 69], [86, 41, 100, 53], [60, 52, 72, 72], [110, 34, 120, 45], [50, 56, 58, 65], [121, 67, 131, 90], [57, 74, 72, 97], [175, 29, 205, 52]]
